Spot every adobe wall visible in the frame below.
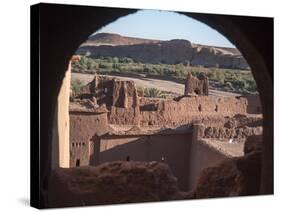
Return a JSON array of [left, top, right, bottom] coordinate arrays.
[[188, 124, 229, 190], [187, 119, 262, 190], [95, 133, 193, 191], [203, 125, 262, 140], [109, 96, 248, 127], [69, 111, 108, 167], [78, 75, 139, 108], [199, 114, 263, 141], [108, 106, 140, 125]]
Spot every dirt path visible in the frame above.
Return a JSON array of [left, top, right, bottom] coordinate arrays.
[[71, 73, 240, 97]]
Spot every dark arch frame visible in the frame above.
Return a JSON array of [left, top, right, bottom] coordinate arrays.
[[31, 3, 273, 208]]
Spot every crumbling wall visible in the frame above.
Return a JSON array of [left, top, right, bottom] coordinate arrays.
[[110, 96, 248, 126], [203, 126, 262, 140], [48, 161, 186, 208], [77, 75, 139, 108], [184, 73, 208, 96], [108, 106, 140, 125], [197, 114, 263, 141]]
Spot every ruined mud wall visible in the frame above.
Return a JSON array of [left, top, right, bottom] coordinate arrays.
[[203, 126, 262, 140], [198, 114, 263, 141], [48, 161, 185, 208], [69, 111, 108, 167], [96, 133, 193, 191], [78, 76, 139, 108], [184, 73, 208, 96], [109, 106, 140, 125], [109, 96, 248, 126]]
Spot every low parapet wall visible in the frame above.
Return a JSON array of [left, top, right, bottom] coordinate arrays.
[[195, 115, 263, 141], [95, 129, 193, 191], [109, 96, 248, 127]]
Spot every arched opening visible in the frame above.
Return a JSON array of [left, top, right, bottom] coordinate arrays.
[[33, 4, 273, 208], [67, 9, 263, 198]]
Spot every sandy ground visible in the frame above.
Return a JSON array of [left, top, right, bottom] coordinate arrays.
[[71, 72, 240, 97]]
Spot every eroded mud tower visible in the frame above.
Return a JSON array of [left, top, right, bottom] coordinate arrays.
[[184, 73, 209, 96], [78, 75, 139, 109]]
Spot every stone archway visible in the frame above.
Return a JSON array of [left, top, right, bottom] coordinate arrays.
[[31, 3, 273, 208]]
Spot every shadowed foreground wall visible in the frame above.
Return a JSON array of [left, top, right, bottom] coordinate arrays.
[[51, 61, 71, 168], [97, 133, 192, 191], [188, 125, 230, 190]]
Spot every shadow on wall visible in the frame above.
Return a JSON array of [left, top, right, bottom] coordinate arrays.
[[244, 95, 262, 114], [91, 133, 193, 191]]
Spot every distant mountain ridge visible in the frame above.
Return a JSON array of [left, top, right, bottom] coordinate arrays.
[[77, 33, 249, 69], [84, 33, 160, 46]]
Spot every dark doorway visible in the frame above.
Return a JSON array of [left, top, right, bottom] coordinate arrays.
[[126, 156, 130, 161], [76, 159, 80, 167], [194, 88, 200, 95]]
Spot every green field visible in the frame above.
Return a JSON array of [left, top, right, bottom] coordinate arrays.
[[72, 56, 258, 95]]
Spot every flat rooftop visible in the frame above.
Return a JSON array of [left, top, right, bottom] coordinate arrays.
[[69, 101, 108, 113], [198, 138, 245, 158], [105, 124, 193, 136]]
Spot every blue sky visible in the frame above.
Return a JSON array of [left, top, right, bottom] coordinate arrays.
[[93, 10, 235, 48]]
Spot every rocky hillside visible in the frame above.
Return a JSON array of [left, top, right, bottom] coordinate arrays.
[[82, 33, 160, 46], [76, 33, 249, 70]]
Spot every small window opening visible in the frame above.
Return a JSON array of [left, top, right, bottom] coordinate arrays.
[[198, 104, 202, 112], [126, 156, 130, 161], [215, 105, 218, 112], [194, 88, 200, 95]]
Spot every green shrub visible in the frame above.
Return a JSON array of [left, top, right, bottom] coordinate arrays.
[[72, 56, 97, 71], [73, 55, 258, 94], [71, 79, 85, 99], [98, 63, 112, 69], [144, 88, 166, 98], [119, 57, 134, 63], [224, 81, 234, 90]]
